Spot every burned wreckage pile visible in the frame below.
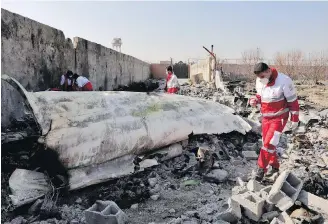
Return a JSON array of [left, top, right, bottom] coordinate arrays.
[[1, 76, 328, 224]]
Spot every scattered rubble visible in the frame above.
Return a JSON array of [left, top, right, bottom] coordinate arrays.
[[2, 78, 328, 224]]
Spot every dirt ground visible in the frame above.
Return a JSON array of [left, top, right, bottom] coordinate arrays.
[[296, 84, 328, 109]]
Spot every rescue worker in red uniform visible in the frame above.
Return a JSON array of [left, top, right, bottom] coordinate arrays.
[[72, 73, 93, 91], [165, 66, 179, 94], [249, 62, 300, 181], [60, 70, 74, 91]]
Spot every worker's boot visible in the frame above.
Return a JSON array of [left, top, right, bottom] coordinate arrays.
[[254, 167, 265, 182]]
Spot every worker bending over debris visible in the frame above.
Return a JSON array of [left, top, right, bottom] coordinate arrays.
[[72, 73, 93, 91], [60, 70, 74, 91], [249, 62, 300, 181], [165, 66, 180, 94]]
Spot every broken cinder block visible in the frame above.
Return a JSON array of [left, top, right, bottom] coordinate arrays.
[[260, 186, 272, 200], [270, 212, 294, 224], [260, 186, 276, 212], [242, 151, 258, 160], [247, 180, 264, 192], [268, 170, 303, 211], [215, 198, 242, 223], [232, 186, 247, 195], [231, 192, 265, 221], [85, 200, 128, 224], [297, 190, 328, 215]]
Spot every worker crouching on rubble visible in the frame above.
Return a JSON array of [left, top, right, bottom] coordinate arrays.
[[60, 70, 74, 91], [72, 73, 93, 91], [165, 66, 180, 94], [249, 62, 300, 181]]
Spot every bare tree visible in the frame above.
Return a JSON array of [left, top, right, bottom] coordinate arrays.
[[273, 50, 305, 79], [306, 51, 328, 84], [241, 48, 264, 78]]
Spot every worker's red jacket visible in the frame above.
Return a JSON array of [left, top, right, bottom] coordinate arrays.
[[166, 72, 179, 94], [254, 68, 300, 123]]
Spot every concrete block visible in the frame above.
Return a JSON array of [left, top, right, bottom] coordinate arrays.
[[260, 186, 272, 200], [231, 192, 265, 221], [232, 186, 247, 195], [297, 190, 328, 215], [268, 170, 303, 211], [242, 151, 258, 160], [236, 177, 245, 187], [215, 198, 241, 223], [246, 180, 264, 192], [85, 200, 128, 224], [243, 142, 259, 151], [270, 212, 294, 224]]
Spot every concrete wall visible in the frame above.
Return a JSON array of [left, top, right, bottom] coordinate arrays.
[[189, 58, 211, 82], [1, 8, 150, 128], [151, 62, 189, 80], [74, 37, 150, 90], [1, 8, 75, 91]]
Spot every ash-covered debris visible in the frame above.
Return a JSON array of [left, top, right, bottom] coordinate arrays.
[[2, 115, 40, 144], [177, 80, 253, 117], [113, 79, 159, 92], [1, 130, 261, 224], [2, 77, 328, 224]]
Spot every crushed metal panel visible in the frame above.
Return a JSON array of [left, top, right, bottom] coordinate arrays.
[[9, 169, 51, 207], [32, 91, 251, 169], [2, 75, 251, 191]]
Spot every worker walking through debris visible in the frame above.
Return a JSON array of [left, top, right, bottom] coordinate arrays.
[[60, 70, 74, 91], [249, 62, 300, 181], [165, 66, 180, 94], [72, 73, 93, 91]]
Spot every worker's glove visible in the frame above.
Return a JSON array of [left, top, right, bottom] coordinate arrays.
[[291, 121, 299, 132], [249, 96, 258, 108]]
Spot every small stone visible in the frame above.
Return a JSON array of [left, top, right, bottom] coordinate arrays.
[[230, 158, 243, 166], [204, 169, 228, 183], [295, 200, 302, 206], [9, 216, 26, 224], [169, 208, 176, 214], [70, 220, 79, 224], [185, 211, 197, 217], [131, 203, 139, 209], [169, 218, 182, 224], [181, 215, 188, 220], [242, 151, 258, 160], [150, 194, 160, 201], [290, 208, 310, 219], [20, 155, 29, 160], [243, 142, 259, 151], [150, 184, 161, 195], [75, 197, 82, 204], [232, 186, 247, 195], [148, 178, 158, 187]]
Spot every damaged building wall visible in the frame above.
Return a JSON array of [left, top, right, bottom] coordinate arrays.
[[1, 8, 150, 128], [189, 58, 211, 83]]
